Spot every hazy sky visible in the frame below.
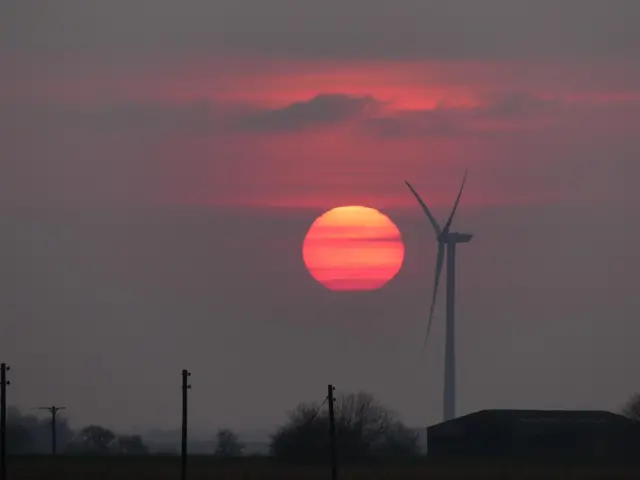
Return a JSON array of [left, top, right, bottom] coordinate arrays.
[[1, 1, 639, 434]]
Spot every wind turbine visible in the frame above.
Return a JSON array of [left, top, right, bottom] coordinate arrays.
[[405, 170, 472, 422]]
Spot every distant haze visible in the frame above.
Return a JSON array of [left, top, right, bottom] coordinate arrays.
[[1, 1, 638, 433]]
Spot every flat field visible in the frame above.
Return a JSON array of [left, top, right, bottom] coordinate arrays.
[[6, 456, 640, 479]]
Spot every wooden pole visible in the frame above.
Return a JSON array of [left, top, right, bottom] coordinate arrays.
[[327, 384, 337, 480], [38, 406, 66, 455], [181, 369, 191, 480], [1, 363, 9, 480]]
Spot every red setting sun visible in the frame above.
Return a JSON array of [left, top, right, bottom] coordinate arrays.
[[302, 206, 405, 291]]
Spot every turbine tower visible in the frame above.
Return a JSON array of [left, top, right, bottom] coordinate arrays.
[[405, 170, 472, 422]]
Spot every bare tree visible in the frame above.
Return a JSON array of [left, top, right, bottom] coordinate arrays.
[[213, 428, 245, 457], [73, 425, 116, 453], [622, 393, 640, 421], [270, 391, 418, 462]]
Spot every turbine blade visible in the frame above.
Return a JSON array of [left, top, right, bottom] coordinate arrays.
[[422, 242, 445, 354], [441, 168, 468, 235], [404, 181, 442, 236]]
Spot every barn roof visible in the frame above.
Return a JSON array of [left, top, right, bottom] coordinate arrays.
[[427, 409, 636, 435]]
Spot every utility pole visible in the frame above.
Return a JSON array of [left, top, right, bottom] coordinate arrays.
[[327, 384, 337, 480], [38, 406, 66, 455], [1, 363, 10, 480], [181, 369, 191, 480]]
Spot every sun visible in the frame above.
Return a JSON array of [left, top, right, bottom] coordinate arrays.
[[302, 206, 405, 291]]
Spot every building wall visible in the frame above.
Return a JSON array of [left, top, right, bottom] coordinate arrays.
[[427, 410, 640, 462]]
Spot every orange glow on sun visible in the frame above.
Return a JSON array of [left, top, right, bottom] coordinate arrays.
[[302, 206, 405, 291]]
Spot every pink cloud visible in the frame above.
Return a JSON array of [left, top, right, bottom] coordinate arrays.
[[2, 56, 639, 210]]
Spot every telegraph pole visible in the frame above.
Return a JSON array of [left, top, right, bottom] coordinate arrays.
[[38, 406, 66, 455], [1, 363, 10, 480], [327, 384, 337, 480], [181, 369, 191, 480]]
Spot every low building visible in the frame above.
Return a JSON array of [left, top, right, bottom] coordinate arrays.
[[427, 409, 640, 462]]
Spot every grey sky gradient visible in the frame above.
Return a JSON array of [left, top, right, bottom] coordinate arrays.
[[3, 1, 640, 61]]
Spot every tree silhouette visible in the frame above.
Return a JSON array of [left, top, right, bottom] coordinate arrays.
[[6, 423, 34, 454], [115, 434, 149, 454], [270, 403, 330, 462], [270, 391, 418, 462], [5, 406, 74, 453], [74, 425, 116, 453], [213, 428, 245, 457], [622, 393, 640, 421]]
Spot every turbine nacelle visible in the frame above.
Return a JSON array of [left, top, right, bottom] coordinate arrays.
[[439, 232, 473, 244]]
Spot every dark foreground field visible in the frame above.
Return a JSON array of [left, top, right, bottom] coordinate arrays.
[[6, 456, 640, 479]]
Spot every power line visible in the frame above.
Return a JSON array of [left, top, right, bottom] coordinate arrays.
[[307, 396, 328, 424]]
